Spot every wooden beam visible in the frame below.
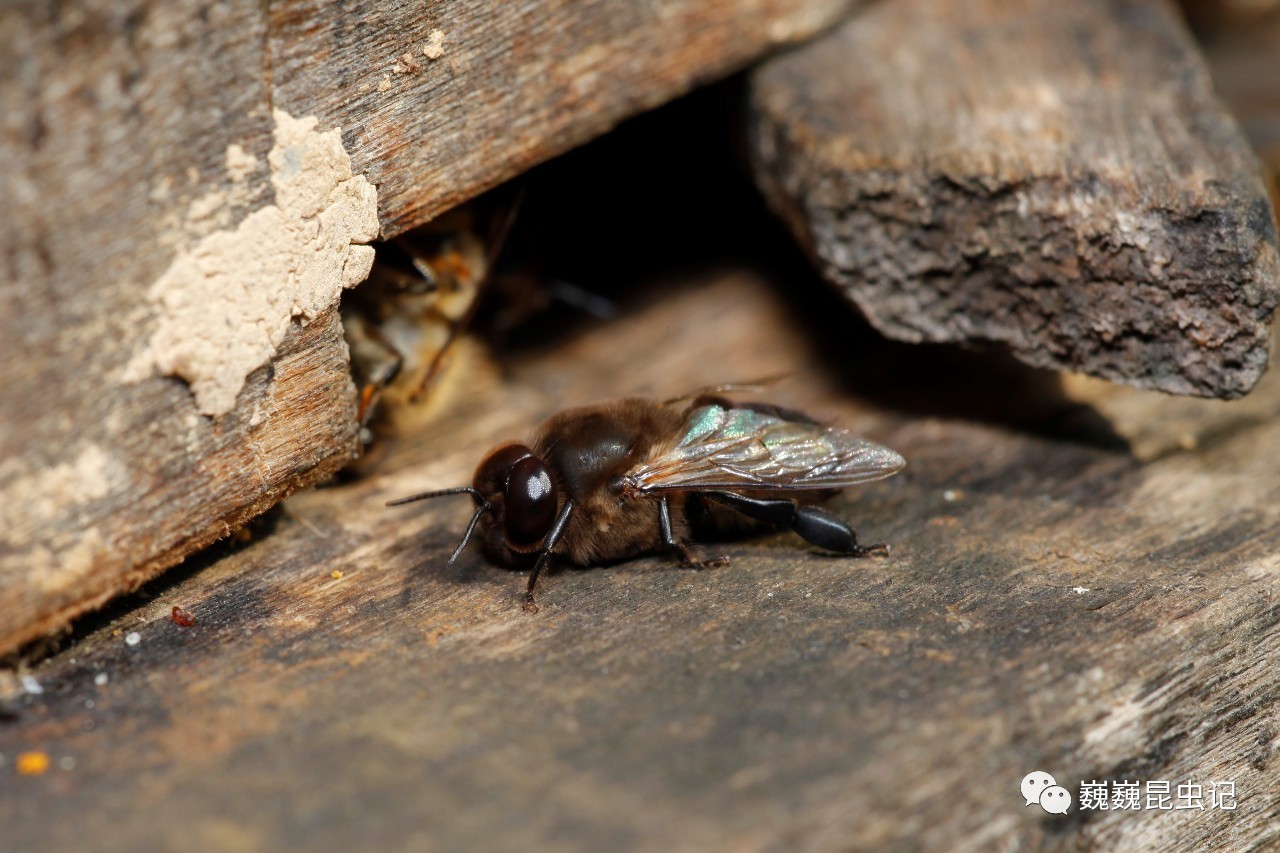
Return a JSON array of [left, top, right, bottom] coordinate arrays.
[[0, 0, 856, 655], [268, 0, 861, 237]]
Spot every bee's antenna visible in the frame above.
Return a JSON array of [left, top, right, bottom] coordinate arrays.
[[386, 487, 494, 565], [386, 486, 488, 507], [448, 503, 491, 565]]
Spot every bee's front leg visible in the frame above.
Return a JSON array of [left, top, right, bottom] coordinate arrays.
[[658, 496, 729, 570], [523, 500, 576, 613]]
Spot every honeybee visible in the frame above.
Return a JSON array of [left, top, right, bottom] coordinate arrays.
[[343, 190, 521, 443], [389, 391, 906, 612]]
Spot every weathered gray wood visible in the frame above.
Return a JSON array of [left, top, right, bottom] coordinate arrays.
[[0, 0, 856, 656], [748, 0, 1280, 400], [0, 311, 359, 657], [269, 0, 860, 237], [1, 267, 1278, 850]]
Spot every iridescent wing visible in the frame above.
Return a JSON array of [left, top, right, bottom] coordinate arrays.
[[623, 402, 905, 493]]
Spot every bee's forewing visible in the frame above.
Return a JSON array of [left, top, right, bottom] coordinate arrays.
[[626, 403, 905, 493]]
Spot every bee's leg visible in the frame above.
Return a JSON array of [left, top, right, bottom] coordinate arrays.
[[705, 492, 888, 557], [350, 321, 405, 428], [658, 497, 729, 569], [792, 506, 889, 557], [360, 322, 406, 385], [523, 500, 575, 613]]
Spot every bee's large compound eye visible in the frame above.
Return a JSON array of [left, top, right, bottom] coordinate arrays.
[[505, 455, 558, 548]]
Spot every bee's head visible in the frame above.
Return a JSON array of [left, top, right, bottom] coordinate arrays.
[[386, 441, 558, 566], [472, 443, 560, 560]]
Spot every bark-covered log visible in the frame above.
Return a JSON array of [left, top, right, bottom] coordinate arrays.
[[0, 0, 857, 656], [748, 0, 1280, 400]]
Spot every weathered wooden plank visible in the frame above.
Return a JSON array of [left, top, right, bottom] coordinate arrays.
[[0, 0, 369, 657], [269, 0, 860, 237], [0, 310, 359, 657], [748, 0, 1280, 400], [0, 0, 856, 655], [2, 263, 1278, 850]]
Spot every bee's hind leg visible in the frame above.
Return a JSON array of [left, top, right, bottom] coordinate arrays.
[[705, 491, 889, 558], [659, 497, 729, 569], [792, 505, 889, 557]]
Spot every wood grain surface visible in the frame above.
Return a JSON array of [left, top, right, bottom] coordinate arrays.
[[0, 0, 855, 656], [3, 250, 1278, 849], [748, 0, 1280, 400], [272, 0, 860, 237]]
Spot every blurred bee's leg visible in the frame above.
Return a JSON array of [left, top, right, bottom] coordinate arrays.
[[350, 321, 405, 428]]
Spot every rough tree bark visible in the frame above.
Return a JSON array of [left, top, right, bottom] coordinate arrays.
[[748, 0, 1280, 400]]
